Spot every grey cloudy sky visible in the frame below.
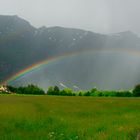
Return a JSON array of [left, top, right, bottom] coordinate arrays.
[[0, 0, 140, 34]]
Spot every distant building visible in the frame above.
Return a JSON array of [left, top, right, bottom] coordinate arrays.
[[0, 85, 9, 93]]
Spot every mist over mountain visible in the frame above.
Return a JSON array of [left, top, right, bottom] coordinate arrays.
[[0, 15, 140, 90]]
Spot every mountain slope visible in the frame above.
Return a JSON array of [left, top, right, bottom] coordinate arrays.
[[0, 15, 140, 90]]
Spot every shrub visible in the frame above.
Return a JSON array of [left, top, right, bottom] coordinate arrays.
[[116, 91, 132, 97], [84, 91, 91, 96], [133, 84, 140, 97], [47, 86, 54, 95], [79, 92, 82, 96], [7, 85, 18, 93]]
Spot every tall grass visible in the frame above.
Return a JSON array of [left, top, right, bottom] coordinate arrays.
[[0, 96, 140, 139]]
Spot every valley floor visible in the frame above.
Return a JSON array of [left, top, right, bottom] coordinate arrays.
[[0, 96, 140, 140]]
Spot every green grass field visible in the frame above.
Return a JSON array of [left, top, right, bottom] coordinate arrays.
[[0, 96, 140, 140]]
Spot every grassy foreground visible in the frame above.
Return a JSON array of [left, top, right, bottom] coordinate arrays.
[[0, 96, 140, 140]]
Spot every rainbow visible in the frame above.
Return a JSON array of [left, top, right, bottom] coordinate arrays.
[[3, 47, 140, 85]]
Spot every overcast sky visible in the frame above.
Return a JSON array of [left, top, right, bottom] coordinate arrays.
[[0, 0, 140, 34]]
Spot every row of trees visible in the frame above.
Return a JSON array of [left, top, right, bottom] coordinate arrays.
[[47, 84, 140, 97], [47, 86, 76, 96], [1, 84, 140, 97], [7, 84, 45, 95]]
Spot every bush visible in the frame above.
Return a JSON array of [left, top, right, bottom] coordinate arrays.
[[116, 91, 132, 97], [47, 86, 54, 95], [79, 92, 82, 96], [62, 88, 73, 96], [7, 85, 18, 93], [0, 91, 9, 94], [90, 88, 97, 94], [133, 84, 140, 97], [24, 84, 45, 95], [84, 91, 91, 96]]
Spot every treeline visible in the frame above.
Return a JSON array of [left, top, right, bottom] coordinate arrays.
[[47, 85, 140, 97], [1, 84, 140, 97], [6, 84, 45, 95]]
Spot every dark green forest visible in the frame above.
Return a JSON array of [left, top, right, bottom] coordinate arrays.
[[1, 84, 140, 97]]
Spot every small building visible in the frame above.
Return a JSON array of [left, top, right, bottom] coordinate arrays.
[[0, 85, 9, 93]]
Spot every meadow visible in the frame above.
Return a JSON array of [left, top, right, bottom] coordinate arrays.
[[0, 95, 140, 140]]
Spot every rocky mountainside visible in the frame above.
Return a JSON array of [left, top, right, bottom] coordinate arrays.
[[0, 15, 140, 90]]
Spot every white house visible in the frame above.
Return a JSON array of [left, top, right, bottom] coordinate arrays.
[[0, 85, 8, 93]]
